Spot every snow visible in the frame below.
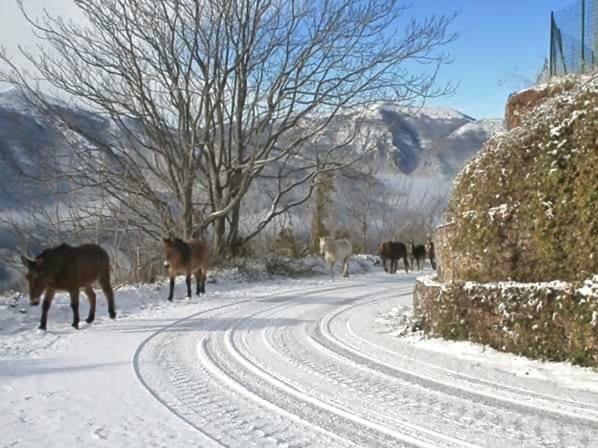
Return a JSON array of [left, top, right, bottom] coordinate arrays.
[[400, 333, 598, 394], [3, 267, 598, 447], [447, 119, 504, 139], [360, 101, 473, 122], [377, 284, 598, 395], [578, 275, 598, 298]]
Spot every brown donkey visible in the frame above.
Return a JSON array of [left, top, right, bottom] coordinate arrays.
[[21, 243, 116, 330], [379, 241, 410, 273], [162, 237, 209, 301]]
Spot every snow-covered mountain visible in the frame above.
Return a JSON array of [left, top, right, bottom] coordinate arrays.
[[333, 102, 503, 178], [0, 90, 502, 200]]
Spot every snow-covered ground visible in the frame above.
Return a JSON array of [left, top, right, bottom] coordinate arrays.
[[2, 265, 598, 447]]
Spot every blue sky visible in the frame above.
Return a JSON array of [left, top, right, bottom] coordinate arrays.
[[411, 0, 576, 119]]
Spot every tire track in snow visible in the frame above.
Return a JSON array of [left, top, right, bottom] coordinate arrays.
[[340, 295, 598, 418], [319, 294, 598, 424], [134, 273, 597, 447], [227, 287, 486, 447], [215, 286, 463, 448], [133, 282, 367, 447], [309, 290, 597, 446], [251, 289, 521, 447]]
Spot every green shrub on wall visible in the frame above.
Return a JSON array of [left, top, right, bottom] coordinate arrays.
[[416, 277, 598, 367], [448, 76, 598, 283]]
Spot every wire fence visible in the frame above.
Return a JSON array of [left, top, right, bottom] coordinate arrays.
[[550, 0, 598, 77]]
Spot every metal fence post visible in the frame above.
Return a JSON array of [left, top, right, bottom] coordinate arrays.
[[550, 11, 556, 77], [594, 0, 598, 69], [581, 0, 586, 72]]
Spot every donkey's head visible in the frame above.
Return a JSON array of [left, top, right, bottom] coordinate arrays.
[[425, 237, 434, 252], [162, 237, 175, 268], [21, 255, 50, 306], [319, 237, 331, 256], [162, 237, 190, 270]]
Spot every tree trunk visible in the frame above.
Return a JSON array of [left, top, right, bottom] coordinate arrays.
[[227, 202, 241, 253], [182, 184, 194, 240], [361, 217, 367, 254], [212, 216, 226, 262]]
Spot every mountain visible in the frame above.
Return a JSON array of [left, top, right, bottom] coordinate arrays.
[[337, 103, 503, 178], [0, 90, 502, 187]]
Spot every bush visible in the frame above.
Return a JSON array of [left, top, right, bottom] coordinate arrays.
[[416, 276, 598, 367], [448, 75, 598, 282], [271, 227, 301, 258]]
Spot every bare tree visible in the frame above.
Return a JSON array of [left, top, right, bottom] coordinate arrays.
[[1, 0, 456, 257], [339, 159, 415, 252], [310, 168, 336, 253], [339, 162, 378, 253]]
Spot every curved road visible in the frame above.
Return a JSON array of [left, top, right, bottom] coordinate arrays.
[[133, 272, 598, 448]]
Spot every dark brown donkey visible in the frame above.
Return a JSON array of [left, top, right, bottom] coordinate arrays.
[[379, 241, 410, 274], [21, 243, 116, 330], [407, 240, 427, 271], [425, 238, 436, 270], [162, 237, 210, 301]]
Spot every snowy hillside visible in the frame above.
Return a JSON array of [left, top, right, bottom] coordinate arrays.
[[0, 90, 502, 197], [350, 102, 503, 177]]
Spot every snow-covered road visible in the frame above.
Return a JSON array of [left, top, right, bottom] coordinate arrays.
[[3, 271, 598, 447]]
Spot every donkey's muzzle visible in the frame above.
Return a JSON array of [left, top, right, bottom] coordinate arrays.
[[163, 261, 170, 268]]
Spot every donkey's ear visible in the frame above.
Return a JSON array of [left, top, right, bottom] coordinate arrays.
[[21, 256, 34, 268]]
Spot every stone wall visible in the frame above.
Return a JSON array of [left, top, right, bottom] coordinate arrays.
[[432, 222, 453, 282], [432, 219, 477, 283], [504, 77, 580, 130], [414, 275, 598, 367]]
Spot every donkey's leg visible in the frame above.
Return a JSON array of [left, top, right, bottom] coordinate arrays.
[[195, 270, 202, 296], [342, 257, 348, 278], [185, 272, 192, 299], [167, 277, 175, 301], [200, 268, 207, 294], [99, 271, 116, 319], [404, 256, 409, 273], [84, 286, 97, 324], [70, 289, 81, 329], [330, 262, 335, 280], [39, 288, 56, 331]]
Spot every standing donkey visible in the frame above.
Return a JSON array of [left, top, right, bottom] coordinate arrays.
[[21, 243, 116, 330], [319, 237, 352, 279], [162, 237, 210, 301], [425, 237, 436, 270], [379, 241, 409, 273], [407, 240, 427, 271]]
